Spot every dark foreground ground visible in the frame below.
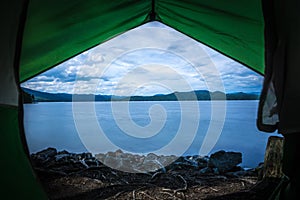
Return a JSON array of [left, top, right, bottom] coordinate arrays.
[[31, 148, 281, 200]]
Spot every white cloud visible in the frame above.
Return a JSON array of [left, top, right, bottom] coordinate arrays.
[[21, 21, 263, 95]]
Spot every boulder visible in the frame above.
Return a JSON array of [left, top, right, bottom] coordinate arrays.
[[199, 167, 213, 174], [34, 147, 57, 160], [195, 156, 209, 169], [208, 150, 242, 173]]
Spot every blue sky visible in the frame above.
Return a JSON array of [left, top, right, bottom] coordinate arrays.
[[21, 22, 263, 96]]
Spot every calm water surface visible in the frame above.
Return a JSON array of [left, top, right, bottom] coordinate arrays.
[[23, 101, 280, 168]]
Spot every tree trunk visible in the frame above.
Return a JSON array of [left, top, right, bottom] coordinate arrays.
[[263, 136, 284, 179]]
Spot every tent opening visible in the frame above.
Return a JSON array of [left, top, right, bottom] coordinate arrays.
[[21, 22, 278, 199]]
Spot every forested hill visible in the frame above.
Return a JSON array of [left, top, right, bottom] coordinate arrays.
[[21, 87, 259, 102]]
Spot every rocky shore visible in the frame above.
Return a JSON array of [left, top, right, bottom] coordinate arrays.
[[30, 148, 279, 200]]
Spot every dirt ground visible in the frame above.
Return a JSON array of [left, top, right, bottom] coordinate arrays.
[[35, 167, 280, 200]]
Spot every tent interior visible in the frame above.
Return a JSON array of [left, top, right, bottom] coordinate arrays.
[[0, 0, 299, 199]]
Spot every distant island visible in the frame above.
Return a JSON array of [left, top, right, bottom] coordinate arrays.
[[21, 87, 260, 102]]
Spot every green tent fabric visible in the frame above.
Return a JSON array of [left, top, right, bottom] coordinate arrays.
[[20, 0, 264, 82], [0, 106, 47, 199], [0, 1, 47, 199], [20, 0, 153, 82], [0, 0, 299, 199], [155, 0, 264, 74]]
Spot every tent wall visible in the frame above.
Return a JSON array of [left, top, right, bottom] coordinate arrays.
[[258, 0, 300, 134], [0, 107, 47, 199], [1, 0, 286, 198], [0, 1, 47, 199], [0, 0, 20, 106], [258, 1, 300, 197], [20, 0, 152, 82], [20, 0, 265, 83], [156, 0, 265, 74]]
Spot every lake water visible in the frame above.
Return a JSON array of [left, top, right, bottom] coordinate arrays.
[[23, 100, 280, 168]]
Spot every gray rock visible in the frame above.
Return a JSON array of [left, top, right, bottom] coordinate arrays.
[[199, 167, 213, 174], [115, 149, 123, 156], [208, 150, 242, 173], [55, 154, 70, 162], [195, 156, 209, 168], [85, 159, 100, 167], [35, 147, 57, 160], [80, 152, 93, 159], [213, 167, 220, 174], [103, 155, 122, 169], [145, 153, 159, 161], [141, 159, 164, 172], [95, 153, 105, 162], [57, 150, 69, 155], [158, 155, 178, 166]]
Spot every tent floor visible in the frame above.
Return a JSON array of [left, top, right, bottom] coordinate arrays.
[[34, 166, 280, 200]]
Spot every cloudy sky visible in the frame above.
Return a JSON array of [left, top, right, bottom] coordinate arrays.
[[21, 22, 263, 96]]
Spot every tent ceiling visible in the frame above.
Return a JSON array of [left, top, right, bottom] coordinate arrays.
[[20, 0, 264, 82]]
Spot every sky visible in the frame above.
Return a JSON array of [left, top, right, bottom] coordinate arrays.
[[21, 22, 264, 96]]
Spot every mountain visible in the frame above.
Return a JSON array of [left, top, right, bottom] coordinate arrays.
[[22, 88, 70, 101], [21, 88, 112, 102], [226, 92, 260, 100], [21, 87, 260, 102], [22, 89, 35, 103]]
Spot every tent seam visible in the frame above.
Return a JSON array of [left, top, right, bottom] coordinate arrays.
[[150, 0, 156, 21]]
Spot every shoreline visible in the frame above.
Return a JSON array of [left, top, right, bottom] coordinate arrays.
[[29, 146, 264, 169], [28, 147, 279, 200]]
